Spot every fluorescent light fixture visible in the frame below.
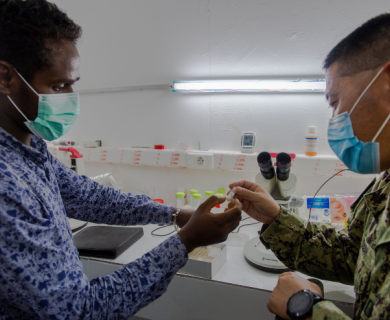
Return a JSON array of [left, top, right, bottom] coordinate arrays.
[[172, 79, 326, 93]]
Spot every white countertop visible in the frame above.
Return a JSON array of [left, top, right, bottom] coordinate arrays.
[[78, 219, 356, 304]]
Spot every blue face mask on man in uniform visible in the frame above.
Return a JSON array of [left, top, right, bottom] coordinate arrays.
[[7, 69, 80, 141], [328, 67, 390, 174]]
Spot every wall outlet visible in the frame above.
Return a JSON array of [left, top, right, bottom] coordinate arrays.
[[196, 156, 205, 166], [187, 152, 213, 169]]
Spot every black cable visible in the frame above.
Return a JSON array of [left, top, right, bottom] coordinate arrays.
[[151, 216, 253, 237], [308, 169, 350, 222], [151, 224, 176, 237], [231, 218, 260, 233]]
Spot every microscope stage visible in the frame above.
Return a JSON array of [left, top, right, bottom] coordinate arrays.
[[244, 237, 291, 273]]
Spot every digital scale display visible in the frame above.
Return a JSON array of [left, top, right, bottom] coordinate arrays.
[[243, 135, 254, 146]]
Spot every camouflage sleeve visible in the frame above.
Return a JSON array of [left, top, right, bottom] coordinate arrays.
[[260, 207, 360, 285], [312, 301, 351, 319], [359, 245, 390, 319]]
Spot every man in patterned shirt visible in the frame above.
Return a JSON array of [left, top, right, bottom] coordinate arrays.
[[229, 13, 390, 320], [0, 0, 242, 319]]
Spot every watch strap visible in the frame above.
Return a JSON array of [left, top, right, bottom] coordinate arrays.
[[312, 291, 324, 306], [172, 208, 180, 232]]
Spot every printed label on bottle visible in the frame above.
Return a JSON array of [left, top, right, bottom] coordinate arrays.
[[306, 138, 317, 152]]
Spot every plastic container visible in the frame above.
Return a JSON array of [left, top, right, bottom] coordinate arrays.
[[305, 126, 318, 156], [176, 192, 185, 209], [192, 193, 202, 209], [218, 188, 226, 195], [189, 189, 198, 207], [205, 191, 214, 201]]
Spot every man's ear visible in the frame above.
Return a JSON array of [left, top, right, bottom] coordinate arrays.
[[0, 61, 14, 96], [383, 61, 390, 110], [384, 61, 390, 92]]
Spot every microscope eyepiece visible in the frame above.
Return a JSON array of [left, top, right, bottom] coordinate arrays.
[[276, 152, 291, 181], [257, 152, 275, 180]]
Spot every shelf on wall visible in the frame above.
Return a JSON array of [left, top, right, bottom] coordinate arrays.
[[47, 145, 374, 179]]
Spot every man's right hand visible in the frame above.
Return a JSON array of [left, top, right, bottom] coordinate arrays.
[[177, 196, 242, 253], [227, 180, 280, 225]]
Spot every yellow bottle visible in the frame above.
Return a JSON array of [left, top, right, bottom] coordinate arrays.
[[305, 126, 318, 156]]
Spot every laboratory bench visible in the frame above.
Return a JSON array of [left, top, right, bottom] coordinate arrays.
[[78, 220, 355, 320]]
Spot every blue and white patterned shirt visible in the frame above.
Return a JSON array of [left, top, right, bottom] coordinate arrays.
[[0, 127, 188, 319]]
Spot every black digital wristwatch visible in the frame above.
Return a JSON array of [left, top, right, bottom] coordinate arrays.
[[287, 289, 324, 320]]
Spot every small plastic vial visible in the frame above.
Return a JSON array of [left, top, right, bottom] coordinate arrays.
[[305, 126, 318, 156], [205, 191, 214, 200], [176, 192, 185, 209], [192, 193, 202, 209], [227, 187, 236, 202], [189, 189, 198, 207], [218, 188, 226, 196]]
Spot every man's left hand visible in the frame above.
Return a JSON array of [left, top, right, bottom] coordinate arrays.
[[267, 272, 323, 320], [175, 208, 193, 228]]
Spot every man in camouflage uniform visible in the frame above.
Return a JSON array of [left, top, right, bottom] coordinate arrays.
[[229, 13, 390, 320]]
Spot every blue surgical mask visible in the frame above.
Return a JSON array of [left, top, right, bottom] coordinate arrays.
[[328, 67, 390, 174], [7, 69, 80, 141]]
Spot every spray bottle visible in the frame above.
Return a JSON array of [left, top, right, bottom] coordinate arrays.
[[59, 147, 86, 175]]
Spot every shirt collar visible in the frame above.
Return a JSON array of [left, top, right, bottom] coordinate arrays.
[[0, 127, 48, 165]]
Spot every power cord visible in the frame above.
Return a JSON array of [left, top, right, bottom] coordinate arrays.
[[231, 217, 260, 233], [308, 169, 350, 222], [151, 217, 256, 237]]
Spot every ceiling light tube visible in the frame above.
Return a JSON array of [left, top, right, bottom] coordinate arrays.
[[172, 79, 326, 93]]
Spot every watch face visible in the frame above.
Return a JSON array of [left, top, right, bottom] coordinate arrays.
[[288, 292, 312, 315]]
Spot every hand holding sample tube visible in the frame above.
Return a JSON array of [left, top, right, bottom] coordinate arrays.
[[177, 196, 242, 253], [226, 187, 237, 202], [228, 180, 280, 225]]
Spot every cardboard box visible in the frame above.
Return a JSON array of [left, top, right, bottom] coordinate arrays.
[[179, 244, 227, 279]]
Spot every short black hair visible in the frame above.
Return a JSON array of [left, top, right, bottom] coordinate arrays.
[[324, 13, 390, 76], [0, 0, 82, 81]]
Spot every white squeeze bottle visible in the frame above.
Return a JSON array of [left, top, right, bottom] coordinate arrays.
[[305, 126, 318, 157]]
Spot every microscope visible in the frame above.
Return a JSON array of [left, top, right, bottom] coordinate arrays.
[[244, 152, 303, 273], [255, 152, 298, 208]]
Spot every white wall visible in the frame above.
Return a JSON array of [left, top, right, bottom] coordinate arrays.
[[53, 0, 390, 154], [51, 0, 389, 199]]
